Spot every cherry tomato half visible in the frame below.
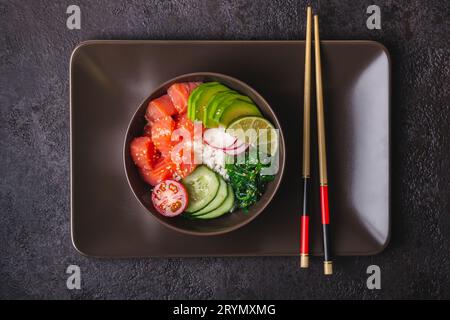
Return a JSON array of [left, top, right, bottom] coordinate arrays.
[[151, 180, 188, 217]]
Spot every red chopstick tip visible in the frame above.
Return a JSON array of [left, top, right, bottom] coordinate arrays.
[[320, 185, 330, 224], [300, 215, 309, 254]]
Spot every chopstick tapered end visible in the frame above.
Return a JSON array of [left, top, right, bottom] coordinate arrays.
[[309, 0, 320, 15], [300, 254, 309, 268], [324, 261, 333, 275]]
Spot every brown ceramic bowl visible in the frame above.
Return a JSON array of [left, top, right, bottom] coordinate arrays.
[[124, 72, 285, 236]]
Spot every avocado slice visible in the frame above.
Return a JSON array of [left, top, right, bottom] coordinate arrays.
[[212, 95, 252, 123], [219, 100, 262, 127], [194, 84, 230, 121], [187, 82, 218, 120], [204, 91, 239, 128]]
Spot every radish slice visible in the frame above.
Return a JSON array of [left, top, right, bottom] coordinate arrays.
[[203, 128, 236, 149], [205, 139, 245, 151], [223, 141, 245, 151], [224, 143, 249, 155]]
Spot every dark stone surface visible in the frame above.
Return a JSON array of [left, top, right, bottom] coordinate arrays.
[[0, 0, 449, 299]]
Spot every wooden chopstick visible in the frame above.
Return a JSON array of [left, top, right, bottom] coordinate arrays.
[[314, 13, 333, 275], [300, 6, 313, 269]]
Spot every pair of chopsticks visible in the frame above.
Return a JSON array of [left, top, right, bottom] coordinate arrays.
[[300, 6, 333, 275]]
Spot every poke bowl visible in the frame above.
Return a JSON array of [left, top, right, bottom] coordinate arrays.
[[124, 72, 285, 236]]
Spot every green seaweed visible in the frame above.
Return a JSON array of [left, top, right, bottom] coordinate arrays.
[[225, 157, 275, 212]]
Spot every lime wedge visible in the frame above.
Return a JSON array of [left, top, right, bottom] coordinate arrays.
[[226, 116, 278, 156]]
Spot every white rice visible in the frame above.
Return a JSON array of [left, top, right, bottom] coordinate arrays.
[[201, 143, 229, 180]]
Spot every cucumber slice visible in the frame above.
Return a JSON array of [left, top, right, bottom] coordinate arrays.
[[194, 84, 229, 121], [190, 175, 228, 216], [195, 184, 235, 219], [182, 166, 220, 213]]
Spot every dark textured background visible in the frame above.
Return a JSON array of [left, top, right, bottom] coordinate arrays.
[[1, 0, 449, 299]]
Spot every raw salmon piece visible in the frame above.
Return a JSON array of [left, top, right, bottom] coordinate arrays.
[[168, 82, 202, 114], [175, 113, 196, 140], [151, 116, 175, 156], [187, 82, 201, 91], [146, 95, 177, 122], [130, 136, 155, 170], [176, 162, 197, 179], [168, 83, 189, 114], [171, 116, 200, 179], [143, 124, 152, 137], [171, 142, 197, 179], [175, 112, 204, 140], [139, 156, 175, 186]]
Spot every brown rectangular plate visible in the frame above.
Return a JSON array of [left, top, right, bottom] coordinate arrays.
[[70, 40, 390, 257]]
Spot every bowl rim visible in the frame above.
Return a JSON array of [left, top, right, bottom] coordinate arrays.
[[123, 72, 286, 236]]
